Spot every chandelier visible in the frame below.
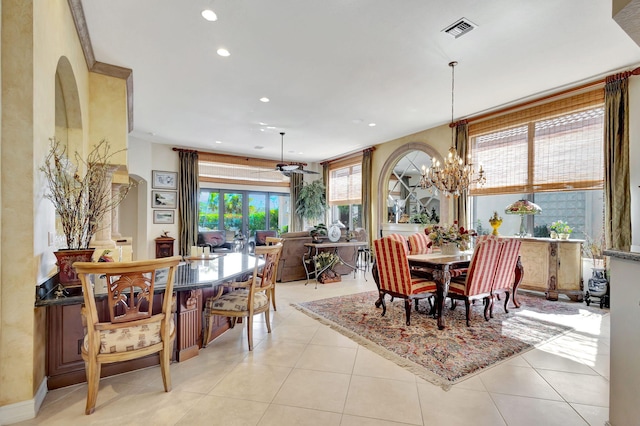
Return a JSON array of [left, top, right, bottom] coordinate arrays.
[[419, 61, 486, 197]]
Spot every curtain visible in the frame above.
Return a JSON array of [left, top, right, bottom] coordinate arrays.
[[178, 150, 199, 256], [361, 148, 373, 241], [289, 173, 303, 232], [454, 122, 469, 228], [323, 162, 330, 225], [604, 76, 631, 250]]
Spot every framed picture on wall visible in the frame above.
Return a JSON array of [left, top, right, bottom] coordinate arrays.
[[152, 170, 178, 190], [152, 191, 177, 209], [153, 210, 175, 224]]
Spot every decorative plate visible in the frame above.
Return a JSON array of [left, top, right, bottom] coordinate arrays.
[[328, 225, 341, 242]]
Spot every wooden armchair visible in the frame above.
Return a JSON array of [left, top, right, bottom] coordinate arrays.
[[265, 236, 284, 310], [202, 245, 281, 350], [74, 256, 181, 415], [373, 236, 437, 325], [448, 239, 501, 326]]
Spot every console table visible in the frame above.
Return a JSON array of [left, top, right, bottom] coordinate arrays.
[[302, 241, 368, 285], [507, 237, 583, 301]]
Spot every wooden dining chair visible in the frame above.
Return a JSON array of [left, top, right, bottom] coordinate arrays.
[[448, 239, 501, 326], [74, 256, 181, 415], [265, 236, 284, 310], [202, 245, 281, 350], [488, 238, 522, 317], [373, 236, 437, 325]]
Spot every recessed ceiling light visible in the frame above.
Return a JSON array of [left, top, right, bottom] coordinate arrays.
[[201, 9, 217, 21], [298, 152, 303, 155], [266, 126, 276, 130], [368, 123, 376, 127], [259, 122, 268, 126], [217, 48, 230, 57], [260, 97, 270, 103], [215, 140, 222, 144], [254, 146, 264, 150]]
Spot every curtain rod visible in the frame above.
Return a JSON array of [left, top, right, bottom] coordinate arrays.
[[172, 147, 198, 153], [454, 65, 640, 127]]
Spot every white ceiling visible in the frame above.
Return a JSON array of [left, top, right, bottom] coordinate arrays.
[[81, 0, 640, 163]]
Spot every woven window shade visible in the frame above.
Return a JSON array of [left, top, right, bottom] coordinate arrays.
[[469, 89, 604, 196], [329, 161, 362, 206], [198, 152, 289, 187]]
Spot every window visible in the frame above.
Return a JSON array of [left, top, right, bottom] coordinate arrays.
[[328, 157, 362, 229], [469, 90, 605, 239]]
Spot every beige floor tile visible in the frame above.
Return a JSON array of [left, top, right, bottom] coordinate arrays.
[[491, 393, 588, 426], [500, 355, 531, 368], [266, 324, 320, 344], [536, 370, 609, 407], [522, 348, 599, 375], [417, 385, 506, 426], [570, 402, 610, 426], [243, 339, 308, 368], [452, 374, 487, 392], [352, 347, 417, 383], [343, 375, 423, 425], [340, 414, 417, 426], [479, 364, 563, 400], [175, 394, 269, 426], [257, 404, 342, 426], [294, 344, 357, 374], [590, 353, 610, 379], [271, 368, 351, 412], [309, 326, 359, 348], [209, 363, 292, 402]]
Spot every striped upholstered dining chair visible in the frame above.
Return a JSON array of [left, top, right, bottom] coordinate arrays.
[[373, 236, 437, 326], [408, 232, 433, 255], [447, 239, 502, 326], [488, 238, 521, 317]]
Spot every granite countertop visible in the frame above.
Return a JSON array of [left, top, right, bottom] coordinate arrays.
[[603, 249, 640, 262]]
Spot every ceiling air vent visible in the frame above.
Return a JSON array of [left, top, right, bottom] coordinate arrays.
[[443, 18, 476, 38]]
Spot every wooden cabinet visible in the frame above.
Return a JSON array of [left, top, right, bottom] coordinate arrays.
[[155, 236, 175, 258], [513, 237, 583, 301]]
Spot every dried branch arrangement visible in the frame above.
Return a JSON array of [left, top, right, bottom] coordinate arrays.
[[41, 138, 131, 250]]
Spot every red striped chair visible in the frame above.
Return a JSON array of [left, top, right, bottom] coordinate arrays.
[[488, 238, 521, 317], [448, 239, 502, 326], [385, 233, 409, 255], [373, 236, 437, 326], [408, 233, 433, 255]]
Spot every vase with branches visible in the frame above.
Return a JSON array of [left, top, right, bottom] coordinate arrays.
[[41, 138, 130, 285]]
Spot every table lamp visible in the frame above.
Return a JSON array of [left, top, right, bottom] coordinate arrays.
[[505, 199, 542, 237]]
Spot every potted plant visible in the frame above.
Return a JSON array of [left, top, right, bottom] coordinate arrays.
[[309, 223, 327, 243], [296, 179, 327, 226], [550, 220, 573, 239], [41, 138, 130, 285]]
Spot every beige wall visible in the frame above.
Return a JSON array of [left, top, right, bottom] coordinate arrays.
[[0, 0, 129, 413]]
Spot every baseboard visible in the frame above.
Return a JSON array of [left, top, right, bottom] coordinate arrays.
[[0, 377, 47, 425]]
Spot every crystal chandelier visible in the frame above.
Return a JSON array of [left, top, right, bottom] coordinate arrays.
[[419, 61, 486, 197]]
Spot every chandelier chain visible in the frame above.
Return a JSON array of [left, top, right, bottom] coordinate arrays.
[[419, 60, 486, 197]]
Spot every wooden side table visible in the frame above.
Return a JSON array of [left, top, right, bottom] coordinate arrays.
[[155, 237, 175, 258]]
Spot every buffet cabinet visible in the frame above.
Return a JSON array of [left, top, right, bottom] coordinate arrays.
[[511, 237, 583, 301]]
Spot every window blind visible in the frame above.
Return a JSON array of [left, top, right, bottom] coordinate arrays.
[[328, 160, 362, 206], [198, 152, 289, 187], [469, 89, 604, 196]]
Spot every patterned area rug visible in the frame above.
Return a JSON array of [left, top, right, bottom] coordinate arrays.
[[294, 291, 605, 389]]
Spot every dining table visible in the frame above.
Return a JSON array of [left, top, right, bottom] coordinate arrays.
[[372, 251, 523, 330]]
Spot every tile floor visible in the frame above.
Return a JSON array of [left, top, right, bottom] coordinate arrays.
[[19, 272, 610, 425]]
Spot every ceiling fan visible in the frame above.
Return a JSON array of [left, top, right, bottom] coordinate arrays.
[[275, 132, 319, 176]]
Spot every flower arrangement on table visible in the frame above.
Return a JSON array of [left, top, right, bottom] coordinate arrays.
[[550, 220, 573, 238], [424, 222, 476, 251]]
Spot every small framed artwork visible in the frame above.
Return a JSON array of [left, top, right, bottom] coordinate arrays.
[[152, 190, 177, 209], [153, 210, 175, 224], [152, 170, 178, 190]]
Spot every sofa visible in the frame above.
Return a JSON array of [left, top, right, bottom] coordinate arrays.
[[277, 231, 360, 282]]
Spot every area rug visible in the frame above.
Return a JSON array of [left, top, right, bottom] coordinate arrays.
[[293, 291, 606, 389]]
